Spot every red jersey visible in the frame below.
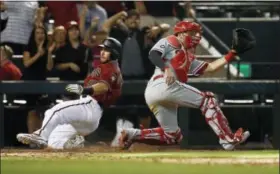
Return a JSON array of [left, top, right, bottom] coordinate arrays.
[[84, 61, 123, 107], [0, 61, 22, 81], [165, 36, 195, 83], [169, 49, 195, 83]]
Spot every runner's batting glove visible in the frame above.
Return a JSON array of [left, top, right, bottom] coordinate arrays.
[[65, 84, 84, 95]]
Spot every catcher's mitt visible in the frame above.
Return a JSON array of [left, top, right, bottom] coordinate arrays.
[[232, 28, 256, 54]]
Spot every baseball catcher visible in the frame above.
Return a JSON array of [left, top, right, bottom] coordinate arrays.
[[17, 37, 123, 149], [119, 21, 255, 150]]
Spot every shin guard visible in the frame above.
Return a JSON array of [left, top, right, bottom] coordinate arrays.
[[134, 127, 183, 145], [200, 92, 236, 143]]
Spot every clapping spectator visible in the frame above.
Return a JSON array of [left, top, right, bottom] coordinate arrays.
[[1, 1, 39, 55], [0, 45, 22, 80], [47, 26, 66, 77], [22, 25, 52, 135], [103, 9, 170, 79], [54, 21, 92, 81], [77, 1, 107, 38], [48, 26, 66, 54], [22, 25, 52, 80]]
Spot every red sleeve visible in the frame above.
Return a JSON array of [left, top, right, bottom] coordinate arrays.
[[0, 67, 8, 80], [11, 66, 22, 80], [0, 63, 22, 80]]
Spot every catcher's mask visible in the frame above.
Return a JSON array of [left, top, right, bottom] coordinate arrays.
[[174, 21, 202, 48], [99, 37, 122, 60]]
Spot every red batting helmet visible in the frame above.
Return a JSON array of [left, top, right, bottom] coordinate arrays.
[[173, 21, 202, 48]]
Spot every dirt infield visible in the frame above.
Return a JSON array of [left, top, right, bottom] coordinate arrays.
[[1, 145, 279, 165], [1, 143, 179, 153]]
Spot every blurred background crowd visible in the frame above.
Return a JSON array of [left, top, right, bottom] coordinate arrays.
[[1, 1, 279, 148], [0, 1, 181, 82], [1, 1, 279, 82]]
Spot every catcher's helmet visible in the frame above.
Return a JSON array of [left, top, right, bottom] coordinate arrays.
[[173, 21, 202, 48], [99, 37, 122, 60]]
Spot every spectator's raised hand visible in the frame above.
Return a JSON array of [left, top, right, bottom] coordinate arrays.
[[0, 1, 7, 11], [102, 10, 128, 33], [40, 7, 48, 18], [115, 11, 128, 24], [80, 5, 89, 18], [119, 11, 128, 22], [37, 42, 45, 57], [48, 42, 56, 53], [35, 7, 48, 27], [119, 11, 128, 18], [147, 26, 162, 38], [185, 2, 196, 18], [35, 22, 44, 28], [90, 17, 100, 28]]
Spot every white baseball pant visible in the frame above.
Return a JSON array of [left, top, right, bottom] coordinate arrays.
[[37, 95, 103, 149]]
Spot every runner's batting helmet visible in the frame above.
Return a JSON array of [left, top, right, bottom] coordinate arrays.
[[99, 37, 122, 60], [173, 21, 202, 48]]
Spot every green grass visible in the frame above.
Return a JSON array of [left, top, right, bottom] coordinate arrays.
[[1, 150, 279, 174], [1, 159, 278, 174]]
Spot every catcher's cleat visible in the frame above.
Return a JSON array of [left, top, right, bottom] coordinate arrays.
[[118, 130, 134, 150], [17, 133, 47, 148], [220, 128, 250, 150]]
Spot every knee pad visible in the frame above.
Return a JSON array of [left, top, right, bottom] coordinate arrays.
[[200, 92, 217, 113]]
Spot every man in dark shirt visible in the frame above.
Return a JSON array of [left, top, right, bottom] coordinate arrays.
[[55, 21, 92, 81], [107, 10, 170, 79]]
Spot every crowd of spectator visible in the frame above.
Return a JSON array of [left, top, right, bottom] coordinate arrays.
[[0, 1, 185, 82]]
